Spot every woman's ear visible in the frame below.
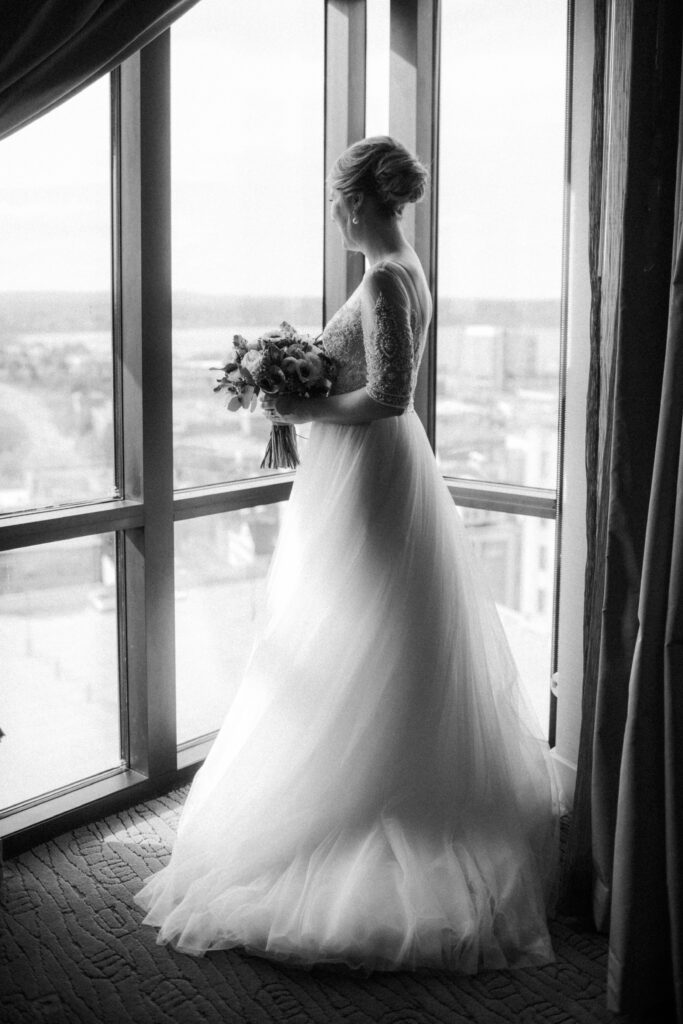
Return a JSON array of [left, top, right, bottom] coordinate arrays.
[[351, 192, 364, 216]]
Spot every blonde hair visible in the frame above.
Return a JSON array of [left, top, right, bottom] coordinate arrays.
[[329, 136, 428, 216]]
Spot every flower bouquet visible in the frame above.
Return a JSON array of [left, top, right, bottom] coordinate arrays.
[[213, 322, 336, 469]]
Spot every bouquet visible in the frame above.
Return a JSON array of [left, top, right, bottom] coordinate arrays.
[[213, 322, 336, 469]]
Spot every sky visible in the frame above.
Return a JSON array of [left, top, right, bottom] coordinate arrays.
[[0, 0, 567, 300]]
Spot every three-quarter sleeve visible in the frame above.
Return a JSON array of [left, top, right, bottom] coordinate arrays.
[[361, 263, 416, 409]]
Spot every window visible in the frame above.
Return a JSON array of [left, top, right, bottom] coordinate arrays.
[[0, 536, 121, 808], [175, 503, 286, 745], [437, 0, 569, 729], [459, 508, 557, 726], [171, 0, 324, 489], [170, 0, 325, 747], [0, 79, 115, 515], [366, 0, 390, 135], [436, 0, 566, 484], [0, 0, 574, 849], [0, 78, 122, 813]]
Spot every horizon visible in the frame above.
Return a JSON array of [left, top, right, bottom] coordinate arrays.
[[0, 288, 561, 303]]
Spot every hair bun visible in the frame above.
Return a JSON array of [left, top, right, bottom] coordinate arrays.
[[330, 136, 429, 216], [373, 151, 427, 210]]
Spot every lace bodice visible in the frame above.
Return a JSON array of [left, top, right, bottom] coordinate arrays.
[[321, 261, 428, 410]]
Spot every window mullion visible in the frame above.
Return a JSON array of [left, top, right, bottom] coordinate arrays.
[[119, 32, 176, 781]]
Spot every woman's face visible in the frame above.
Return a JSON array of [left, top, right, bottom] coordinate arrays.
[[329, 188, 358, 251]]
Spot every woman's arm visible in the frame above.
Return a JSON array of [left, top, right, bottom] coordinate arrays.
[[262, 388, 404, 426]]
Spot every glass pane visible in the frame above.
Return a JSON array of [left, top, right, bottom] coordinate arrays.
[[458, 507, 554, 728], [0, 80, 115, 515], [436, 2, 567, 488], [0, 535, 121, 810], [175, 504, 285, 745], [366, 0, 390, 137], [171, 0, 325, 489]]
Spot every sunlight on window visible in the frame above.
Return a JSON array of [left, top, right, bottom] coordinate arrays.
[[171, 0, 324, 489], [436, 0, 567, 490], [0, 80, 115, 515], [459, 508, 555, 728], [175, 504, 286, 745], [366, 0, 390, 137], [0, 536, 121, 810]]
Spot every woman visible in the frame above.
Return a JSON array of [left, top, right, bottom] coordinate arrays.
[[136, 136, 559, 972]]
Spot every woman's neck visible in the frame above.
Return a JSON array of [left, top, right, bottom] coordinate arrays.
[[360, 217, 410, 266]]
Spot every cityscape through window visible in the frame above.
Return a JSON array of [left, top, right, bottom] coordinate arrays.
[[438, 0, 568, 727]]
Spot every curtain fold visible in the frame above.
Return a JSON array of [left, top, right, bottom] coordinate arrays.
[[564, 0, 683, 1019], [608, 98, 683, 1017], [0, 0, 200, 142]]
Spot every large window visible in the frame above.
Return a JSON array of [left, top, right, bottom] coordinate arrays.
[[170, 0, 324, 745], [436, 0, 566, 488], [0, 79, 115, 515], [175, 503, 286, 744], [171, 0, 324, 489], [437, 0, 568, 728], [0, 0, 572, 850], [0, 79, 122, 813], [0, 537, 121, 808]]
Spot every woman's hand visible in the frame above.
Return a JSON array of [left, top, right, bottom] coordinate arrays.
[[262, 388, 403, 427], [261, 394, 311, 426]]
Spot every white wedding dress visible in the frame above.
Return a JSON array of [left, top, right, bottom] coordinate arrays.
[[136, 260, 560, 972]]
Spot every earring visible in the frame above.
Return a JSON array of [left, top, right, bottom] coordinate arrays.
[[352, 215, 359, 225]]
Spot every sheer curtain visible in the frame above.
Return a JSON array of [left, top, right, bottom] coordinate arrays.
[[0, 0, 199, 141], [563, 1, 683, 1020]]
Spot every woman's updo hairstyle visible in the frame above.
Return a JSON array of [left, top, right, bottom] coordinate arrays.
[[330, 136, 428, 217]]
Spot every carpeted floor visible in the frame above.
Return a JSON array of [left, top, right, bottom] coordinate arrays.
[[0, 787, 618, 1024]]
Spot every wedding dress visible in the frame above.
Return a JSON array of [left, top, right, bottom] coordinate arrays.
[[136, 260, 560, 972]]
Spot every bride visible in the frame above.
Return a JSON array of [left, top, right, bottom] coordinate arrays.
[[135, 136, 560, 972]]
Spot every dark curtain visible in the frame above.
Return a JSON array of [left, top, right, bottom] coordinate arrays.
[[0, 0, 200, 142], [563, 0, 683, 1020]]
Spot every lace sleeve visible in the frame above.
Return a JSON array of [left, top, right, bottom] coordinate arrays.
[[361, 263, 415, 409]]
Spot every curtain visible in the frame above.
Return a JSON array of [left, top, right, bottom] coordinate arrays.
[[609, 94, 683, 1020], [0, 0, 200, 142], [563, 1, 683, 1020]]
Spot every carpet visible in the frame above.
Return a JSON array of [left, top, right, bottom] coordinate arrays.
[[0, 787, 617, 1024]]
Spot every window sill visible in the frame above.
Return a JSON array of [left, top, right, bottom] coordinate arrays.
[[0, 763, 198, 859], [446, 478, 556, 518]]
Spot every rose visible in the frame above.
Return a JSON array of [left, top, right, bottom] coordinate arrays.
[[240, 349, 264, 384], [258, 366, 287, 393], [260, 344, 284, 367], [285, 345, 306, 360], [298, 352, 324, 384], [282, 353, 325, 386]]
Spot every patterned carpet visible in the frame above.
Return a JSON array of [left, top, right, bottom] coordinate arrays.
[[0, 787, 617, 1024]]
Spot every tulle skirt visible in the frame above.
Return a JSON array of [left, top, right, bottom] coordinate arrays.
[[135, 411, 560, 972]]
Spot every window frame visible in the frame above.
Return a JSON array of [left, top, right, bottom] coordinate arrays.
[[0, 0, 577, 855]]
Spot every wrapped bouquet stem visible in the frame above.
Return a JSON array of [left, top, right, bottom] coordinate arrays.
[[213, 322, 336, 470], [260, 422, 298, 470]]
